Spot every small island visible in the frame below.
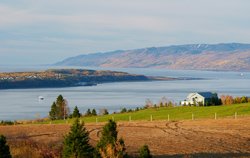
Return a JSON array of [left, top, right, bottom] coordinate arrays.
[[0, 69, 175, 89]]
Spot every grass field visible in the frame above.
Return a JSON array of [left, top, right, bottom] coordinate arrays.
[[43, 103, 250, 124]]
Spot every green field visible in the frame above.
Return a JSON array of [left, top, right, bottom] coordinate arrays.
[[42, 103, 250, 124]]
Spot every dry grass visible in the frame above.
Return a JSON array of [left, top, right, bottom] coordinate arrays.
[[1, 117, 250, 157]]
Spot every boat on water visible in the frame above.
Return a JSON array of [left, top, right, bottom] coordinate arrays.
[[38, 96, 44, 100]]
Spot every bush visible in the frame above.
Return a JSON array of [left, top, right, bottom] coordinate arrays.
[[139, 145, 152, 158]]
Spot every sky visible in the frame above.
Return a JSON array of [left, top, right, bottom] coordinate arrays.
[[0, 0, 250, 65]]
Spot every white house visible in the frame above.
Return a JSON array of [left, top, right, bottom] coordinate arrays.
[[181, 92, 219, 106]]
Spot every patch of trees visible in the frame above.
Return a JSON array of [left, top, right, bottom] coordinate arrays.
[[49, 95, 70, 120], [49, 95, 100, 120], [0, 120, 16, 126], [220, 95, 250, 105], [0, 78, 78, 89], [205, 96, 222, 106], [120, 108, 134, 113], [84, 108, 97, 117], [63, 119, 152, 158]]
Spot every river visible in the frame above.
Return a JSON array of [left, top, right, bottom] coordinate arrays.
[[0, 66, 249, 120]]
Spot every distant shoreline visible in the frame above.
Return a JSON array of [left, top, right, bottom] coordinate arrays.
[[0, 68, 184, 90]]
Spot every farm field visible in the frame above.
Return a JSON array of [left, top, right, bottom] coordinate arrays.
[[0, 117, 250, 157]]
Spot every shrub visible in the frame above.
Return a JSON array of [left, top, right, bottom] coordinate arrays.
[[0, 135, 12, 158]]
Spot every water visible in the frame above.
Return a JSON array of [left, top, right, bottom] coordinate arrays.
[[0, 66, 250, 120]]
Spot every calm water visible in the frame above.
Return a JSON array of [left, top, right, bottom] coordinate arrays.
[[0, 66, 250, 120]]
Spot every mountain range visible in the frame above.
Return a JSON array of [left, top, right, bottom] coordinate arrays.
[[55, 43, 250, 71]]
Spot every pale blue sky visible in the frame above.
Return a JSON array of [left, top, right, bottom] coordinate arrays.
[[0, 0, 250, 65]]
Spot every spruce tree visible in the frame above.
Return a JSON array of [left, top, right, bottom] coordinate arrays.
[[0, 135, 12, 158], [57, 95, 65, 119], [63, 118, 94, 158], [139, 145, 152, 158], [85, 109, 92, 116], [97, 120, 127, 158], [91, 109, 97, 116], [49, 102, 58, 120], [72, 106, 81, 118], [98, 120, 118, 147]]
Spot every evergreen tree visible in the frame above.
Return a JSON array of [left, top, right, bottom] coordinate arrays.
[[98, 120, 118, 147], [85, 109, 92, 116], [63, 118, 94, 158], [91, 109, 97, 116], [0, 135, 12, 158], [97, 120, 127, 158], [139, 145, 152, 158], [72, 106, 81, 118], [49, 95, 70, 120], [49, 102, 58, 120], [57, 95, 66, 119]]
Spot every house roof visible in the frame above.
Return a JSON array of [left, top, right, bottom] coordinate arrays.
[[197, 92, 216, 98]]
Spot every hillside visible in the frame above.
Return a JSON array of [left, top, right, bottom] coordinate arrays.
[[56, 43, 250, 71]]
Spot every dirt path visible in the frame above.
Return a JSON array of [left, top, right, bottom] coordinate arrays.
[[1, 118, 250, 157]]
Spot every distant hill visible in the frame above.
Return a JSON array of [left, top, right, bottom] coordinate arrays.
[[55, 43, 250, 71], [0, 69, 151, 89]]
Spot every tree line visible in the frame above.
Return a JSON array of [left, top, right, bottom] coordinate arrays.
[[49, 95, 143, 121], [49, 95, 100, 120]]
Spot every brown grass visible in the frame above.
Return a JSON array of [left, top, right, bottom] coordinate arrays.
[[1, 117, 250, 157]]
